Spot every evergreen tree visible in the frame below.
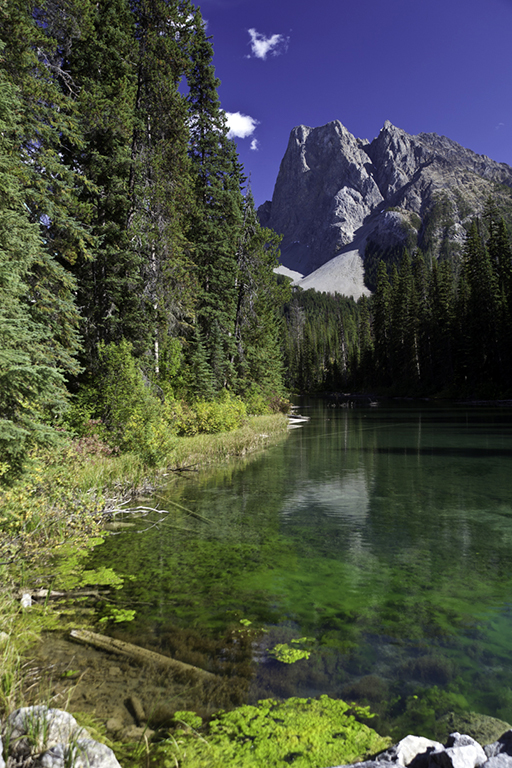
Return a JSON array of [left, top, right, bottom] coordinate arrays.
[[186, 10, 243, 391], [372, 261, 392, 386], [428, 258, 455, 390], [356, 295, 373, 389], [128, 0, 196, 373], [232, 192, 287, 398], [0, 0, 90, 376], [63, 0, 145, 367], [0, 49, 77, 478], [463, 220, 501, 388]]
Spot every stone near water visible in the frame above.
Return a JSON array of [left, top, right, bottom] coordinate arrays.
[[120, 724, 154, 742], [378, 735, 444, 766], [39, 739, 121, 768], [330, 729, 512, 768], [485, 731, 512, 759], [430, 744, 487, 768], [2, 706, 121, 768], [128, 694, 146, 725], [437, 714, 512, 746], [482, 758, 512, 768]]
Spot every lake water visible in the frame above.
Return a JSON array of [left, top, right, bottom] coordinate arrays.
[[88, 400, 512, 736]]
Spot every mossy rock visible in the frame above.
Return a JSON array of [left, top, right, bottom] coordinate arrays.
[[436, 711, 511, 745], [154, 695, 391, 768]]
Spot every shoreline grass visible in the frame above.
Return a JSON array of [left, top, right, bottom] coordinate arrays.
[[0, 413, 288, 725]]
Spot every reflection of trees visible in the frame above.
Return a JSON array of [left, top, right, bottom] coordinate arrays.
[[86, 402, 512, 719]]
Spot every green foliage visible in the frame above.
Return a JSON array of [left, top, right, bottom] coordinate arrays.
[[267, 638, 313, 664], [0, 41, 79, 480], [173, 711, 203, 731], [78, 339, 175, 465], [99, 606, 136, 624], [80, 566, 124, 589], [151, 696, 390, 768], [244, 387, 272, 415], [172, 393, 247, 437], [0, 0, 288, 476], [281, 289, 359, 393]]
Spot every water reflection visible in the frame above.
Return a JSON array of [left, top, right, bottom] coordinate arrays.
[[87, 401, 512, 733]]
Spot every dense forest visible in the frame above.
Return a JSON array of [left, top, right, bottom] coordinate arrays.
[[282, 201, 512, 399], [3, 0, 512, 484], [0, 0, 289, 479]]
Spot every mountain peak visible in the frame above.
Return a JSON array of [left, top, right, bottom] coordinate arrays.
[[259, 120, 512, 299]]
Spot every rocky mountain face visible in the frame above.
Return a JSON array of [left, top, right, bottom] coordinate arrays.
[[258, 120, 512, 298]]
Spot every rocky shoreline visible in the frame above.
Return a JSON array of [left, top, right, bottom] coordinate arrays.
[[332, 729, 512, 768], [4, 704, 512, 768]]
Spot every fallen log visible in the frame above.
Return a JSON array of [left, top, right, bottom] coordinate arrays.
[[69, 629, 216, 680], [17, 589, 105, 600]]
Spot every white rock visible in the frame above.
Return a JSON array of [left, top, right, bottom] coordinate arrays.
[[39, 739, 121, 768], [431, 743, 488, 768], [380, 734, 444, 766]]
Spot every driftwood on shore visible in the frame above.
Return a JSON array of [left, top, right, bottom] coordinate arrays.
[[69, 628, 216, 680]]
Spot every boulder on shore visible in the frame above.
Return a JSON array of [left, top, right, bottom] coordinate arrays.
[[331, 728, 512, 768], [1, 706, 121, 768]]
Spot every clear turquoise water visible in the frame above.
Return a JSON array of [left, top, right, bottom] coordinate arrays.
[[88, 401, 512, 733]]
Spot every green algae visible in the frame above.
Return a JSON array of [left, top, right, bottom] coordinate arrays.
[[82, 403, 512, 733], [149, 696, 391, 768], [268, 638, 314, 664]]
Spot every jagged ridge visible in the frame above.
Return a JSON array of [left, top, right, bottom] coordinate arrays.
[[259, 120, 512, 298]]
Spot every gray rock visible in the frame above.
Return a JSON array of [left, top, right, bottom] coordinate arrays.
[[3, 706, 121, 768], [0, 734, 5, 768], [6, 706, 89, 755], [485, 730, 512, 758], [38, 738, 121, 768], [447, 734, 485, 749], [429, 742, 487, 768], [482, 758, 512, 768], [329, 761, 398, 768], [259, 119, 512, 298]]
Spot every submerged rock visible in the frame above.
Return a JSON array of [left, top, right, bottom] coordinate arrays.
[[436, 713, 512, 746]]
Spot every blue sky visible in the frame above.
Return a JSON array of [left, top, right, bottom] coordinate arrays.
[[198, 0, 512, 208]]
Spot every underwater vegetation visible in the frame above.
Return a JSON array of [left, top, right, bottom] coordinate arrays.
[[145, 695, 391, 768]]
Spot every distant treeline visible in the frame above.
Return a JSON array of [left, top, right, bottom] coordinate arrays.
[[281, 201, 512, 398]]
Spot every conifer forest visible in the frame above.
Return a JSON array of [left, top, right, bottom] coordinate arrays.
[[2, 0, 512, 480]]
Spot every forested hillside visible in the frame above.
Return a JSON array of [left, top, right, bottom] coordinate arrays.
[[3, 0, 512, 487], [282, 201, 512, 399], [0, 0, 289, 479]]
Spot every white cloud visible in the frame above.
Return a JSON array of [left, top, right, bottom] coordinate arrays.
[[225, 111, 259, 139], [247, 28, 289, 60], [250, 138, 259, 151]]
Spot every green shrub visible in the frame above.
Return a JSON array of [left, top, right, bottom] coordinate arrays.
[[244, 387, 271, 416], [70, 340, 176, 465], [172, 392, 247, 436]]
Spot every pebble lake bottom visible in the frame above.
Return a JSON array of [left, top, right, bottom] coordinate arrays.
[[56, 400, 512, 738]]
